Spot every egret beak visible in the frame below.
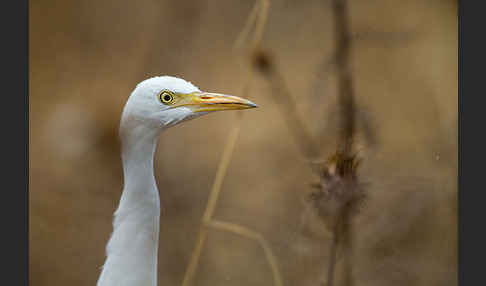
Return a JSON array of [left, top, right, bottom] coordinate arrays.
[[182, 92, 258, 112]]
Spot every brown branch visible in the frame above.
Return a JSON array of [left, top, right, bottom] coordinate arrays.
[[323, 1, 358, 285]]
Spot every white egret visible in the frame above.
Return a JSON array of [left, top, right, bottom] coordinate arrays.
[[97, 76, 257, 286]]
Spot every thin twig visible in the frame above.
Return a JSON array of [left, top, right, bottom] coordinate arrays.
[[234, 0, 270, 50], [252, 0, 270, 49], [331, 0, 355, 156], [181, 124, 241, 286], [327, 0, 356, 285], [233, 0, 260, 50], [181, 1, 272, 285], [207, 220, 284, 286], [202, 125, 241, 224], [252, 51, 322, 171], [326, 220, 340, 286], [341, 210, 354, 286]]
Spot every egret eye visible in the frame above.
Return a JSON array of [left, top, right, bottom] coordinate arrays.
[[159, 91, 174, 105]]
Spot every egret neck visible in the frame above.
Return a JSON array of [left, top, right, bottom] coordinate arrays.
[[98, 122, 162, 286]]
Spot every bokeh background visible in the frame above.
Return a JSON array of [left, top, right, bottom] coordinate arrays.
[[30, 0, 457, 285]]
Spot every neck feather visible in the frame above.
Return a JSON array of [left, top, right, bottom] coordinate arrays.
[[97, 120, 163, 286]]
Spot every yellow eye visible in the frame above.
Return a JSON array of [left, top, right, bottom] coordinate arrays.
[[159, 91, 174, 105]]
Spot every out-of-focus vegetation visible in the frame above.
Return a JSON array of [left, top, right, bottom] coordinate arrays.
[[30, 0, 457, 285]]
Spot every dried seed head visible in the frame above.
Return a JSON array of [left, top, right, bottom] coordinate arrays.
[[307, 151, 366, 231], [325, 151, 361, 178]]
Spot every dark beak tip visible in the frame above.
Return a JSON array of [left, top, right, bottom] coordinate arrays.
[[245, 100, 258, 108]]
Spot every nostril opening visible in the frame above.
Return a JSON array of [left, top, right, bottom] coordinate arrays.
[[200, 96, 212, 99]]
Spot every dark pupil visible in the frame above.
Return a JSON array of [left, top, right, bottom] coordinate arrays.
[[163, 94, 171, 102]]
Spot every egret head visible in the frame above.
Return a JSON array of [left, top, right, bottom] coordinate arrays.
[[120, 76, 257, 136]]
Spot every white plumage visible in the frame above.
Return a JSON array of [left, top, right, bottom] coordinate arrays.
[[97, 76, 256, 286]]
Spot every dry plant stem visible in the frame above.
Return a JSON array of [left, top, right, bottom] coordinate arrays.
[[261, 68, 321, 163], [325, 0, 357, 285], [341, 214, 354, 286], [326, 220, 339, 286], [234, 0, 270, 50], [207, 220, 284, 286], [325, 208, 354, 286], [252, 0, 270, 49], [181, 123, 241, 286], [203, 123, 242, 223], [233, 0, 260, 49], [181, 1, 273, 285], [331, 0, 356, 155]]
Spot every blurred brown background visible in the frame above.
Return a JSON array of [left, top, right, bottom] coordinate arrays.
[[30, 0, 457, 285]]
